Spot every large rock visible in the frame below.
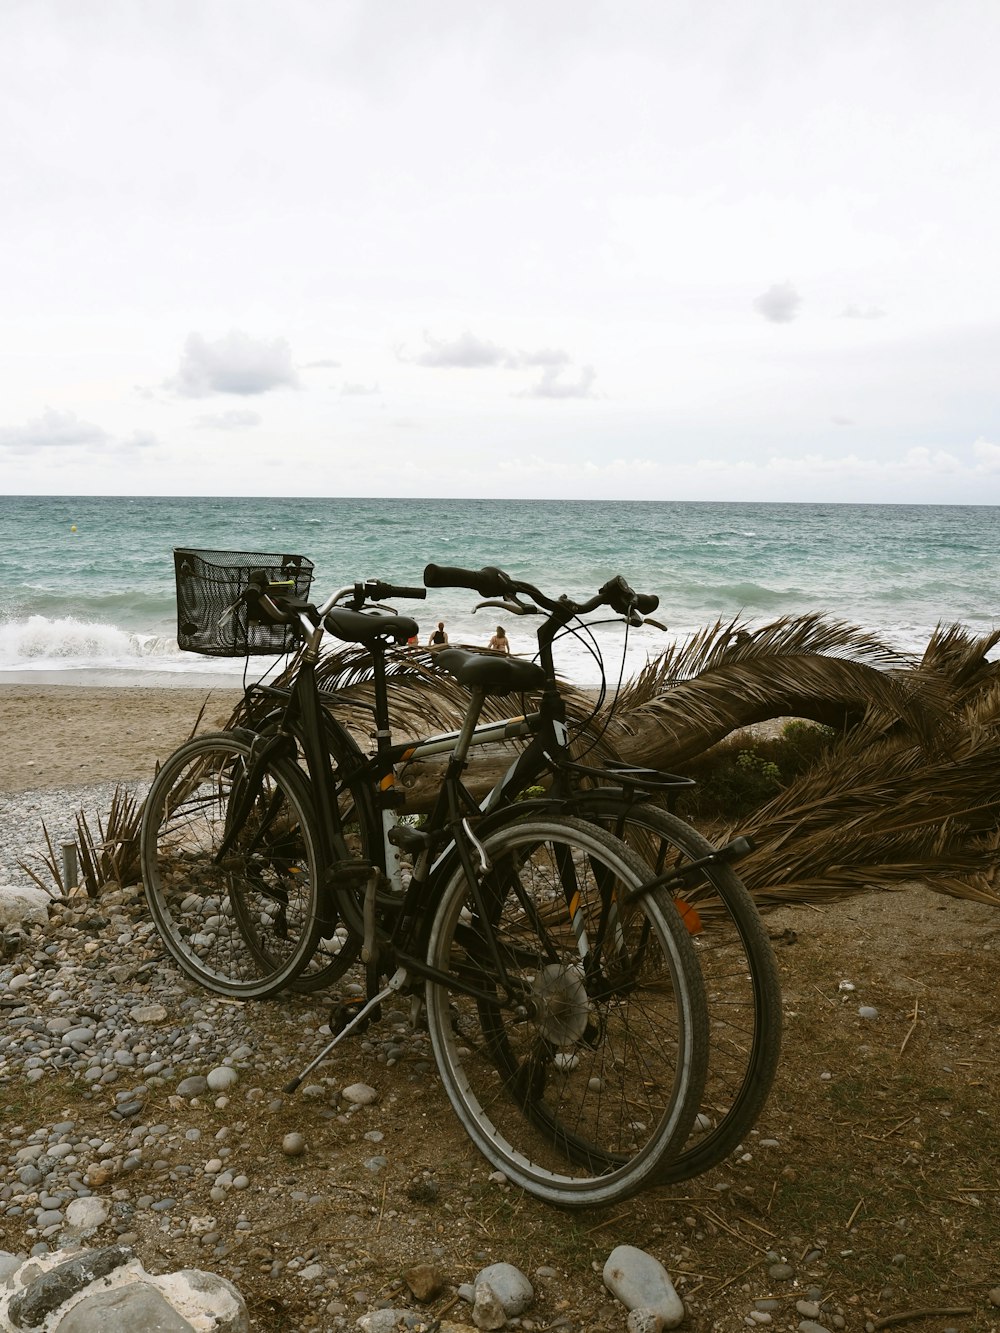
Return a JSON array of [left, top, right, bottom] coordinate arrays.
[[56, 1283, 196, 1332], [603, 1245, 684, 1330], [0, 1246, 249, 1332], [0, 884, 51, 928]]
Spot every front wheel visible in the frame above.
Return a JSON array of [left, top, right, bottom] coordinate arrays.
[[140, 730, 325, 999], [424, 815, 708, 1208]]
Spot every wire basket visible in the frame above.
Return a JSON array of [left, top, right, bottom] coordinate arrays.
[[173, 548, 314, 657]]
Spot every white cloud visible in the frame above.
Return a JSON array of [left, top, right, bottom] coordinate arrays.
[[971, 437, 1000, 472], [0, 409, 154, 456], [301, 358, 341, 369], [408, 330, 510, 368], [521, 364, 598, 399], [341, 382, 379, 396], [518, 348, 573, 368], [841, 303, 887, 320], [0, 409, 108, 453], [194, 409, 262, 430], [753, 282, 803, 324], [402, 331, 593, 398], [166, 332, 299, 398]]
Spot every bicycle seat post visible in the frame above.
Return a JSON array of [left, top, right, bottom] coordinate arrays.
[[450, 685, 489, 769]]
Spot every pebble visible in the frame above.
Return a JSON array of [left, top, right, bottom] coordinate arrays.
[[603, 1245, 684, 1329], [342, 1082, 378, 1105], [475, 1262, 534, 1316]]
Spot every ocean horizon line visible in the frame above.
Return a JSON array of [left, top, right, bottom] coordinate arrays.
[[5, 494, 999, 511]]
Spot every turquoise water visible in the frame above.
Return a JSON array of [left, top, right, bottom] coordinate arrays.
[[1, 496, 997, 685]]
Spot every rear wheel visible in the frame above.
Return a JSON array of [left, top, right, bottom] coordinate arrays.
[[424, 815, 708, 1208], [579, 799, 782, 1179], [141, 730, 324, 998]]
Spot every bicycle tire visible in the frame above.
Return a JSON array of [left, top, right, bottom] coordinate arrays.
[[251, 709, 376, 993], [575, 798, 782, 1179], [140, 730, 327, 999], [424, 814, 709, 1208]]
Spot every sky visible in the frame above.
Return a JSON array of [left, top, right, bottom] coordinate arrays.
[[2, 0, 999, 504]]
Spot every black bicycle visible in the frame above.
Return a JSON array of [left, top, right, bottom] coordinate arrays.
[[142, 550, 781, 1187], [142, 549, 712, 1206]]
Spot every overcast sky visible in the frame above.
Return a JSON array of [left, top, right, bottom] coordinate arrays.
[[2, 0, 999, 503]]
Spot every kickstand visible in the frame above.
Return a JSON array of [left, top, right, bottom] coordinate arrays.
[[282, 967, 408, 1094]]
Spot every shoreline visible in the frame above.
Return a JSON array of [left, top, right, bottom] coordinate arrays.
[[0, 683, 242, 794]]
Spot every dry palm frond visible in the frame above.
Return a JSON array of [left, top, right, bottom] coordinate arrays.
[[913, 623, 1000, 707], [621, 615, 912, 704], [610, 652, 948, 769], [230, 644, 555, 742], [732, 728, 1000, 907], [191, 618, 1000, 909]]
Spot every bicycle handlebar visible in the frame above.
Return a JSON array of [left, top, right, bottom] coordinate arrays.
[[423, 564, 513, 599], [242, 572, 426, 632], [422, 563, 659, 619]]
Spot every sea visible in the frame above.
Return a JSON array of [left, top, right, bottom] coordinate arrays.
[[1, 495, 998, 689]]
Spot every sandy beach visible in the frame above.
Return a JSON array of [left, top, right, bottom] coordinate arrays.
[[0, 684, 242, 793]]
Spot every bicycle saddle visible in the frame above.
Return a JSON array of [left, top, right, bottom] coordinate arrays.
[[324, 607, 419, 647], [434, 648, 547, 694]]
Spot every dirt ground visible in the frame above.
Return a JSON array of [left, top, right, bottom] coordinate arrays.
[[3, 882, 998, 1333], [2, 686, 999, 1330]]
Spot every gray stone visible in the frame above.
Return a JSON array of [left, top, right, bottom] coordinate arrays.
[[7, 1245, 133, 1326], [176, 1075, 209, 1098], [474, 1263, 534, 1316], [64, 1196, 110, 1232], [0, 1252, 23, 1286], [358, 1311, 426, 1333], [167, 1268, 250, 1332], [207, 1066, 238, 1092], [603, 1245, 684, 1329], [56, 1282, 197, 1332], [472, 1281, 508, 1330], [0, 885, 51, 928], [342, 1082, 378, 1105], [129, 1004, 168, 1023]]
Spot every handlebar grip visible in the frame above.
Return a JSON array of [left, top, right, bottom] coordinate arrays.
[[599, 575, 660, 617], [423, 563, 512, 597], [366, 580, 427, 601]]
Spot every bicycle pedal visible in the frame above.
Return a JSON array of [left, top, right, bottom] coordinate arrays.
[[387, 823, 431, 852], [328, 859, 375, 890]]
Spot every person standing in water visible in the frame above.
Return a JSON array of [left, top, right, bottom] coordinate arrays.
[[487, 626, 510, 654], [428, 621, 448, 647]]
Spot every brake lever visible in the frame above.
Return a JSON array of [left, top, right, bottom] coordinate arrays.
[[473, 597, 539, 616], [644, 616, 670, 632]]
